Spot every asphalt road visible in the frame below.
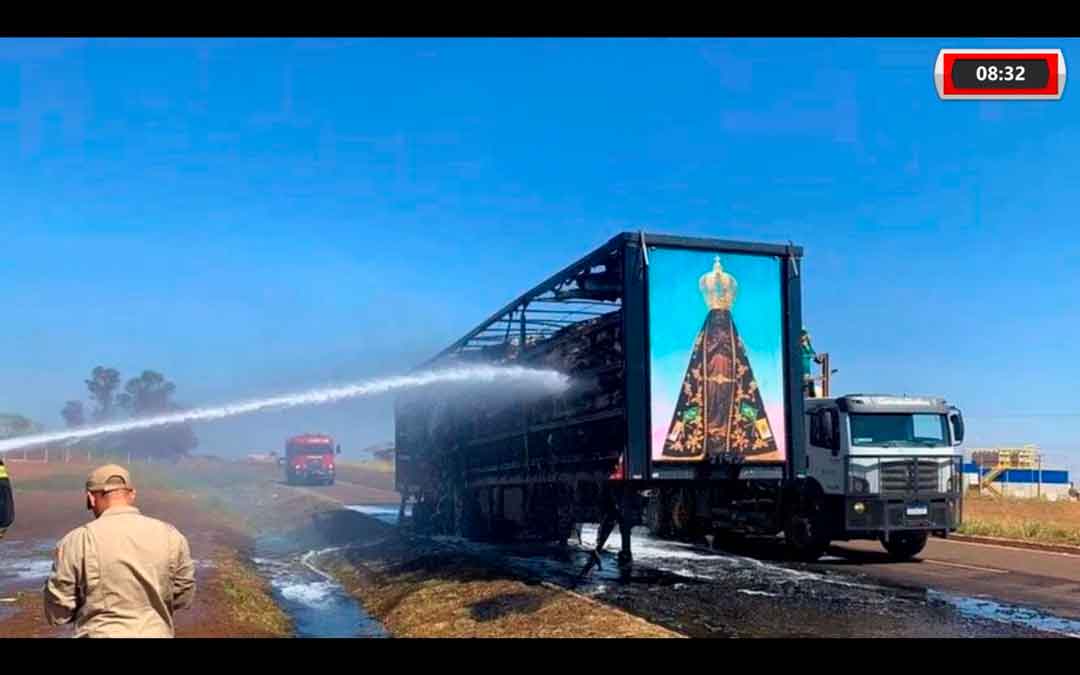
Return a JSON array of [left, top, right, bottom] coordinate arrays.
[[824, 537, 1080, 623], [280, 479, 1080, 637]]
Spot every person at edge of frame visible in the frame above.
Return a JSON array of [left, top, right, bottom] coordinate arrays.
[[43, 464, 196, 638]]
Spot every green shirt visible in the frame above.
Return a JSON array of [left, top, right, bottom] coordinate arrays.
[[801, 341, 815, 376]]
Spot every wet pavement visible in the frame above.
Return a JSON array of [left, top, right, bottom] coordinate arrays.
[[8, 499, 1078, 638], [566, 527, 1076, 637], [0, 525, 391, 639], [346, 504, 406, 527], [0, 538, 55, 593], [356, 517, 1075, 638]]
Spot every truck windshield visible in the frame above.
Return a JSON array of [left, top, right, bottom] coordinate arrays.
[[849, 413, 948, 447], [288, 444, 330, 455]]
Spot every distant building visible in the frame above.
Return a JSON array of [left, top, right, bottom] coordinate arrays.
[[963, 462, 1072, 500]]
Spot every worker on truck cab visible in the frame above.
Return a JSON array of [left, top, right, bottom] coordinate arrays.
[[801, 327, 817, 397]]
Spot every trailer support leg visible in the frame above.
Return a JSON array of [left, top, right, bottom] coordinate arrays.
[[617, 503, 633, 576]]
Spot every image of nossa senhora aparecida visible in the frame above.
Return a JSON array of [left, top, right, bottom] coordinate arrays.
[[662, 256, 777, 459]]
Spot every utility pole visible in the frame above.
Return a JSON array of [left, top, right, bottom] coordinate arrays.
[[1037, 454, 1042, 499], [821, 353, 831, 398]]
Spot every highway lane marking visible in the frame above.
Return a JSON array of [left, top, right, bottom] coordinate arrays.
[[922, 558, 1009, 574]]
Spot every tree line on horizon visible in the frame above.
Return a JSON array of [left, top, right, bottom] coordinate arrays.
[[59, 366, 198, 461]]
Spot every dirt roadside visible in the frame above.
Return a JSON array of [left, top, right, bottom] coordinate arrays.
[[0, 478, 291, 638], [315, 533, 680, 638], [1, 459, 679, 638], [0, 458, 395, 638]]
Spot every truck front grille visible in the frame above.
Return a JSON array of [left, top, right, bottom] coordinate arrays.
[[880, 459, 940, 493]]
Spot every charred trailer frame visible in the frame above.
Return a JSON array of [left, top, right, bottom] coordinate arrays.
[[393, 232, 805, 573]]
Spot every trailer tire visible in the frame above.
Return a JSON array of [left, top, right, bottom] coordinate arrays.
[[413, 498, 435, 534], [784, 481, 830, 562], [554, 485, 576, 544], [643, 493, 669, 538], [669, 489, 700, 541], [456, 488, 485, 539], [881, 531, 928, 561]]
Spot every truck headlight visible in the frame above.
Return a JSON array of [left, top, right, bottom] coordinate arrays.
[[853, 501, 866, 514]]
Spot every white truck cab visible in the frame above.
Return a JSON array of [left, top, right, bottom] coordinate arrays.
[[803, 394, 965, 559]]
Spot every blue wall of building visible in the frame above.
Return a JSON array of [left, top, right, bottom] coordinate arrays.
[[962, 463, 1069, 485]]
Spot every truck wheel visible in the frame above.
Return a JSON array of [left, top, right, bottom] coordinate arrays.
[[554, 487, 576, 545], [455, 487, 483, 539], [669, 489, 700, 542], [643, 493, 669, 538], [881, 532, 928, 561], [784, 483, 830, 562], [326, 478, 335, 486], [413, 499, 434, 534], [785, 511, 829, 562]]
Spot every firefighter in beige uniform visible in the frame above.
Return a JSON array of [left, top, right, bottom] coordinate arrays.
[[43, 464, 196, 637]]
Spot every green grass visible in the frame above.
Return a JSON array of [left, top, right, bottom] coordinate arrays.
[[959, 494, 1080, 547], [215, 556, 292, 636], [958, 518, 1080, 546]]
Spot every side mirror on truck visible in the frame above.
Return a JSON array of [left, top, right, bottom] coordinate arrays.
[[336, 444, 341, 455], [948, 407, 965, 446], [0, 460, 14, 538]]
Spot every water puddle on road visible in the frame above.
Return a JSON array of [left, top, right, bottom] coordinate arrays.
[[928, 590, 1080, 637], [253, 550, 387, 638], [0, 538, 56, 588], [254, 510, 394, 639], [345, 504, 405, 526], [428, 524, 1079, 636], [0, 538, 55, 623]]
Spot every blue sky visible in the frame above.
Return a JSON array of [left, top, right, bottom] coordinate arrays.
[[1, 38, 1078, 470]]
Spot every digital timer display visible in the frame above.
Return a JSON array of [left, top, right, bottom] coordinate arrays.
[[951, 59, 1050, 89], [934, 49, 1066, 100]]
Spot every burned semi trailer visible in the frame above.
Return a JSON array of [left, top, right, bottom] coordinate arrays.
[[394, 232, 807, 573]]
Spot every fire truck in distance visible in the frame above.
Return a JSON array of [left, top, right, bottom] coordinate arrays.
[[284, 434, 341, 486]]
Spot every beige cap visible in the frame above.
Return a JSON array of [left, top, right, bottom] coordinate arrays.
[[86, 464, 134, 493]]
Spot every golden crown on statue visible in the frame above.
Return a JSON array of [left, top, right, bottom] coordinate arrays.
[[699, 255, 737, 310]]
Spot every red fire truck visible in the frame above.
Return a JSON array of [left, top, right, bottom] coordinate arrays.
[[284, 434, 340, 486]]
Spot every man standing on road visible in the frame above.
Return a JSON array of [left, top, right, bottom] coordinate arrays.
[[43, 464, 196, 637]]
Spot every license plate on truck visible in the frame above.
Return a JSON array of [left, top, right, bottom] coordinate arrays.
[[906, 505, 928, 517]]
